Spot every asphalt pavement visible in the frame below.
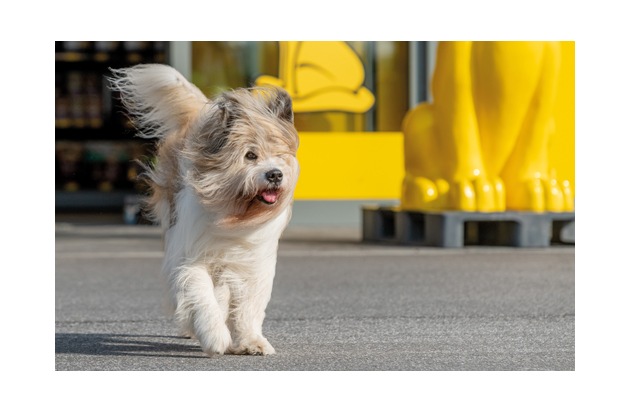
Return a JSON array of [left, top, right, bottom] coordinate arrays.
[[55, 223, 574, 371]]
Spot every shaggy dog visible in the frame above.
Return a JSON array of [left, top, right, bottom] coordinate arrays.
[[109, 64, 299, 356]]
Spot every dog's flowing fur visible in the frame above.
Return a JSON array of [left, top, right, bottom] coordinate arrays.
[[109, 64, 299, 356]]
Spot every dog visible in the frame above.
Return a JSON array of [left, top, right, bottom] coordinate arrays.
[[109, 64, 299, 356]]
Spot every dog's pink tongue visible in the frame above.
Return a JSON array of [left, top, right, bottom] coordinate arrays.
[[261, 190, 278, 204]]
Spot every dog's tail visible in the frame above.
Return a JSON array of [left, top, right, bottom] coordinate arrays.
[[108, 64, 208, 140]]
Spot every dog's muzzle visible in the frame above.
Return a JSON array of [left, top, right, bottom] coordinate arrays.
[[256, 169, 284, 205]]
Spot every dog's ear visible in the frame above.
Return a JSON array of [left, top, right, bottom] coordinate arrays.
[[270, 88, 294, 123], [199, 97, 238, 155], [217, 98, 237, 130]]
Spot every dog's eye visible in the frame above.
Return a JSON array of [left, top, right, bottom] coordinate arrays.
[[245, 151, 258, 160]]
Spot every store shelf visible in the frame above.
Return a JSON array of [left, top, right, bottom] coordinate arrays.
[[56, 190, 136, 210], [55, 127, 137, 141], [55, 41, 167, 211]]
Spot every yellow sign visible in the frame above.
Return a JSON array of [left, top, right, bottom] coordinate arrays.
[[256, 41, 375, 113]]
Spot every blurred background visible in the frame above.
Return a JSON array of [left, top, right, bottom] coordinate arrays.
[[55, 41, 430, 227]]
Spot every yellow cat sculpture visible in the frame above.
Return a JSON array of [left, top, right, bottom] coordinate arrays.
[[402, 41, 574, 213]]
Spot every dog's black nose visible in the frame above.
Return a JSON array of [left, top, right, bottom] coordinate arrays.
[[265, 169, 283, 184]]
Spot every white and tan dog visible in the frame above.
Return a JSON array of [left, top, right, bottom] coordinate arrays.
[[109, 64, 299, 356]]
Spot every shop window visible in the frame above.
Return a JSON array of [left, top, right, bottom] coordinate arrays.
[[191, 41, 410, 132]]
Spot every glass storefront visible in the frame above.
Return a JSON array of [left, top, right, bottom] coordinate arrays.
[[191, 41, 412, 132]]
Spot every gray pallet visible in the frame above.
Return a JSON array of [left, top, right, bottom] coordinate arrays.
[[362, 206, 575, 248]]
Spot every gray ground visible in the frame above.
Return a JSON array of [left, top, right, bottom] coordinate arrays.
[[55, 224, 574, 371]]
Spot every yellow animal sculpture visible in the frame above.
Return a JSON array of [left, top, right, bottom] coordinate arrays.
[[256, 41, 374, 113], [402, 41, 574, 213]]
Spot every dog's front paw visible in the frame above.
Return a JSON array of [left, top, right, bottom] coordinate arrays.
[[198, 325, 232, 357], [227, 336, 276, 356]]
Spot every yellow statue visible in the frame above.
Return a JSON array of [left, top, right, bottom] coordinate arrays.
[[402, 41, 574, 213], [256, 41, 374, 113]]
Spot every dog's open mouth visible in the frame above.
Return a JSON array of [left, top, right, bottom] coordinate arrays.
[[256, 189, 280, 205]]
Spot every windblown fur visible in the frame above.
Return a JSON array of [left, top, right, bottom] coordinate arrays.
[[109, 64, 299, 356]]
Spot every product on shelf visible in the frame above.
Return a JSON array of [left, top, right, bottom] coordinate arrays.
[[55, 40, 166, 210]]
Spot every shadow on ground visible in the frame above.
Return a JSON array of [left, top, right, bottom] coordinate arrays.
[[55, 333, 206, 359]]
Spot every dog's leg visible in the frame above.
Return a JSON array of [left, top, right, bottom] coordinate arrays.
[[227, 269, 276, 355], [172, 264, 232, 356]]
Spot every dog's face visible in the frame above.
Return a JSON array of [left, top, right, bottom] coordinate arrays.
[[184, 87, 299, 227]]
